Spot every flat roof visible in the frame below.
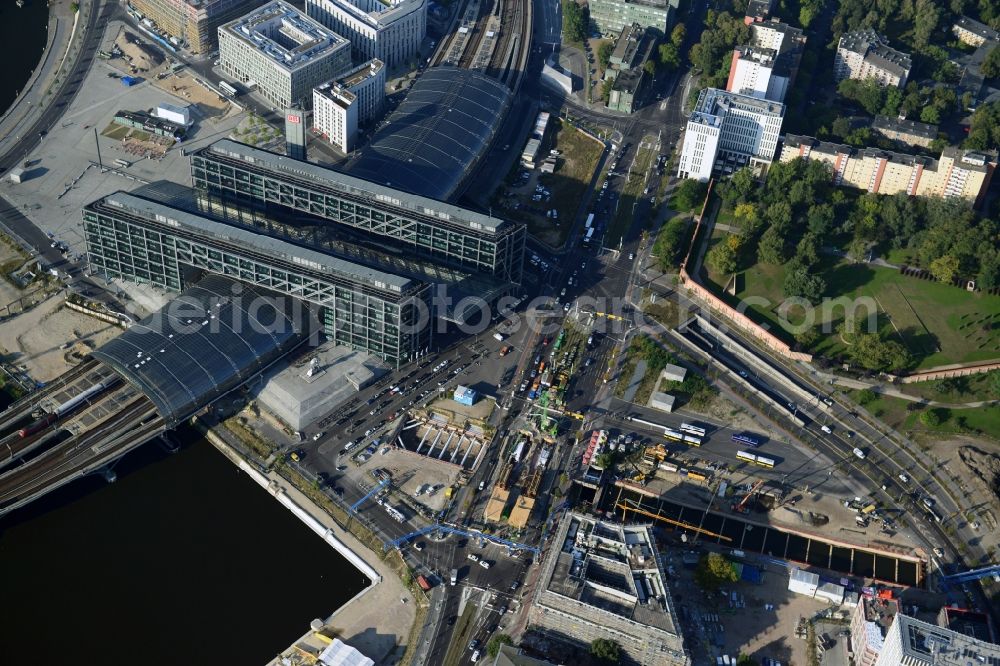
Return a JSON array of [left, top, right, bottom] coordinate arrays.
[[92, 190, 414, 291], [872, 115, 937, 140], [699, 87, 784, 116], [203, 138, 509, 234], [345, 67, 512, 202], [93, 275, 310, 427], [220, 0, 348, 72]]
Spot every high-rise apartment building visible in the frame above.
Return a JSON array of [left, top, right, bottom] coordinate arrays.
[[835, 30, 911, 88], [305, 0, 426, 70], [781, 134, 996, 206], [218, 0, 351, 109]]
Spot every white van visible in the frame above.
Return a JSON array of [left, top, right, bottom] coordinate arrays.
[[853, 447, 866, 459]]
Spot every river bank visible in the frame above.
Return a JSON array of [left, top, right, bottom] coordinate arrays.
[[202, 424, 418, 665]]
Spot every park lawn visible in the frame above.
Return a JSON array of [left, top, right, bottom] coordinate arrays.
[[823, 264, 1000, 369], [889, 371, 998, 404]]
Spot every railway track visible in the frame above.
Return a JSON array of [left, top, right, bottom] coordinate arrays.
[[0, 397, 160, 513]]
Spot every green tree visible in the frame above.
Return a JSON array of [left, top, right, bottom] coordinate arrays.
[[590, 638, 622, 663], [487, 634, 514, 658], [598, 41, 614, 69], [673, 179, 708, 211], [736, 655, 759, 666], [659, 42, 681, 69], [652, 216, 688, 269], [929, 254, 960, 283], [562, 0, 588, 43], [729, 167, 757, 201], [912, 0, 941, 50], [601, 78, 614, 103], [983, 46, 1000, 79], [707, 240, 739, 274], [920, 105, 942, 124], [670, 24, 686, 47], [594, 450, 617, 469], [919, 408, 948, 427], [857, 388, 877, 405], [695, 553, 738, 590], [757, 225, 787, 265], [795, 232, 821, 268], [643, 59, 657, 76], [783, 263, 826, 303], [71, 1, 79, 11], [849, 333, 910, 371]]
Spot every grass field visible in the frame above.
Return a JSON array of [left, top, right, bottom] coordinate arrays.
[[702, 214, 1000, 369], [605, 136, 657, 247], [851, 390, 1000, 442]]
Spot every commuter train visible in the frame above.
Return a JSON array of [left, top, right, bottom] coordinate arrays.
[[18, 380, 117, 438]]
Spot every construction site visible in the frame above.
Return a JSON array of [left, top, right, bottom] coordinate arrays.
[[483, 432, 556, 530]]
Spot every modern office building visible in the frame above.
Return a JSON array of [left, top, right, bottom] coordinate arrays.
[[871, 115, 937, 148], [677, 88, 785, 181], [313, 59, 386, 153], [780, 134, 997, 206], [849, 595, 1000, 666], [588, 0, 676, 37], [83, 190, 431, 367], [835, 29, 911, 88], [305, 0, 426, 70], [953, 15, 1000, 47], [725, 46, 790, 102], [218, 0, 351, 109], [127, 0, 270, 54], [526, 513, 689, 665], [190, 139, 525, 286]]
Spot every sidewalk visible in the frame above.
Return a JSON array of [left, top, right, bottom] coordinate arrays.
[[0, 0, 83, 162]]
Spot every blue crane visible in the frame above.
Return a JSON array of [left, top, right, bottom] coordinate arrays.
[[384, 522, 540, 554], [939, 563, 1000, 589], [350, 477, 390, 513]]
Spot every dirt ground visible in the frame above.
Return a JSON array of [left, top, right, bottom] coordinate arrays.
[[112, 28, 165, 76], [2, 296, 121, 382], [380, 447, 463, 512], [928, 436, 1000, 554], [154, 70, 233, 117], [666, 550, 831, 665]]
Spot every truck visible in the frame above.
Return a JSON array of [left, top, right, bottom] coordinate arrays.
[[499, 345, 511, 357], [417, 575, 432, 592], [512, 440, 525, 463], [450, 568, 458, 586], [585, 213, 594, 229]]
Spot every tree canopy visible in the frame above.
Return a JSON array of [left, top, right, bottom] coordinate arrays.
[[487, 634, 514, 658], [695, 553, 738, 590], [562, 0, 588, 43], [590, 639, 622, 663]]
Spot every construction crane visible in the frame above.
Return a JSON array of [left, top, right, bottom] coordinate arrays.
[[616, 500, 732, 542], [349, 477, 390, 513], [732, 480, 764, 514], [939, 563, 1000, 589]]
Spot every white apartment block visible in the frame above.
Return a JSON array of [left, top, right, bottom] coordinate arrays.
[[306, 0, 426, 70], [781, 134, 997, 207], [749, 19, 803, 53], [219, 0, 351, 109], [835, 29, 911, 88], [677, 88, 784, 181], [726, 46, 789, 102], [849, 597, 1000, 666], [313, 58, 386, 153], [953, 16, 1000, 47]]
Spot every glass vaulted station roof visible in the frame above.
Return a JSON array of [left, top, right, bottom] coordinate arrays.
[[93, 276, 311, 426], [345, 67, 512, 201]]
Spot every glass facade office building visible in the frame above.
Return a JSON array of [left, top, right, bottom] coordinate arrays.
[[84, 192, 431, 368], [190, 140, 525, 287]]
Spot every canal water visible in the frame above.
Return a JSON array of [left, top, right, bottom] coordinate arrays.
[[0, 0, 49, 117], [0, 423, 368, 666]]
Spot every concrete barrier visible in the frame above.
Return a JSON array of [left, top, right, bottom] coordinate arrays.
[[236, 458, 382, 585]]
